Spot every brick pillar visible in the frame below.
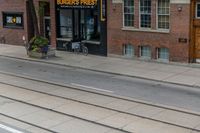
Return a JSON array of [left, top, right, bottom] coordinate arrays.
[[151, 0, 157, 30], [135, 0, 139, 28], [50, 0, 57, 48]]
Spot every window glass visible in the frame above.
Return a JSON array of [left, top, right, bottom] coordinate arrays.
[[140, 0, 151, 28], [158, 0, 170, 29], [124, 0, 134, 27], [123, 44, 134, 57], [59, 9, 73, 38], [157, 47, 169, 60], [140, 46, 151, 58], [197, 3, 200, 18]]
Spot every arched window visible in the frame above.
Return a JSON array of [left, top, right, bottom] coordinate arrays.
[[157, 47, 169, 60], [140, 45, 151, 58], [123, 43, 134, 57]]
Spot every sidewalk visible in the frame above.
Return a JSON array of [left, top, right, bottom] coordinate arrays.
[[0, 44, 200, 88]]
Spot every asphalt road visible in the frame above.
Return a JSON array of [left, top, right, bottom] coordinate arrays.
[[0, 56, 200, 112]]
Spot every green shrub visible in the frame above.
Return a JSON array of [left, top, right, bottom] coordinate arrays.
[[29, 36, 49, 52]]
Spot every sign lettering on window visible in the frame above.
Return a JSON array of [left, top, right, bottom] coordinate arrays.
[[57, 0, 98, 6], [100, 0, 106, 21]]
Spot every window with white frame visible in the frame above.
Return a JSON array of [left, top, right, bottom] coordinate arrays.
[[124, 0, 134, 27], [123, 44, 134, 57], [157, 0, 170, 29], [196, 2, 200, 18], [140, 0, 151, 28], [140, 46, 151, 58], [157, 47, 169, 60]]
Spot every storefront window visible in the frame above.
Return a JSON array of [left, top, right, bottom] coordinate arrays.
[[57, 8, 100, 41], [84, 9, 100, 41], [59, 10, 73, 38]]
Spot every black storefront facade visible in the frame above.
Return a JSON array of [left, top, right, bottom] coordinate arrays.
[[56, 0, 107, 56]]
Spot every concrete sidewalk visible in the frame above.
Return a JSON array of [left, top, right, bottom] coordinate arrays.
[[0, 44, 200, 87]]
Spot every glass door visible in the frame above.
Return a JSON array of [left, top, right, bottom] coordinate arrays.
[[73, 9, 100, 41], [58, 8, 100, 41], [73, 9, 80, 41]]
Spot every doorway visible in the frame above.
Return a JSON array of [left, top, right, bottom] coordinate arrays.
[[195, 27, 200, 60], [58, 8, 100, 42], [44, 17, 51, 41]]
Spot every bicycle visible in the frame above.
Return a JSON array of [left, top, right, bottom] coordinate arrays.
[[73, 42, 88, 56], [63, 41, 72, 52], [63, 41, 88, 56]]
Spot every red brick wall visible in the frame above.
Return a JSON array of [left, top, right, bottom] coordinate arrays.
[[107, 1, 190, 62], [0, 0, 27, 45], [0, 0, 56, 48]]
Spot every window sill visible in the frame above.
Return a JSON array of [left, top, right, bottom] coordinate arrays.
[[139, 56, 151, 60], [3, 26, 24, 29], [157, 58, 169, 63], [122, 27, 170, 33]]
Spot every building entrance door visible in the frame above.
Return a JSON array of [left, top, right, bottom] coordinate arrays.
[[72, 9, 100, 42], [195, 27, 200, 59], [44, 17, 51, 41]]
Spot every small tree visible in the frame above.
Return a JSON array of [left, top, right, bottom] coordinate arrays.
[[27, 0, 49, 52], [28, 0, 39, 36]]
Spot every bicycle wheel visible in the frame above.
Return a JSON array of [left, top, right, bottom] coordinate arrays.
[[82, 46, 88, 56]]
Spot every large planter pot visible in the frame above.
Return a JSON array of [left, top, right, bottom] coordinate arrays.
[[28, 51, 44, 58], [28, 47, 56, 59]]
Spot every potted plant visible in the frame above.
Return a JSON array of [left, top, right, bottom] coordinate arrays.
[[28, 36, 49, 58], [26, 0, 55, 58]]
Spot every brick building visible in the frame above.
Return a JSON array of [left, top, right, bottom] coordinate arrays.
[[0, 0, 107, 56], [1, 0, 200, 63], [0, 0, 57, 47], [108, 0, 193, 63]]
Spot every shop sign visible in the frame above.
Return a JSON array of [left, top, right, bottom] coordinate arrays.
[[100, 0, 106, 21], [178, 38, 187, 43], [3, 12, 23, 28], [57, 0, 98, 8]]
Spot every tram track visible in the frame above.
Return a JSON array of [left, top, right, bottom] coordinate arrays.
[[0, 71, 199, 132], [0, 113, 56, 133], [0, 95, 129, 133]]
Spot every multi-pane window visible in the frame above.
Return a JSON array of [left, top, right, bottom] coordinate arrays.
[[158, 0, 170, 29], [123, 44, 134, 57], [140, 46, 151, 58], [140, 0, 151, 28], [157, 48, 169, 60], [196, 3, 200, 18], [124, 0, 134, 27]]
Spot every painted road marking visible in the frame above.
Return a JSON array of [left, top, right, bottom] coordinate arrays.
[[0, 124, 24, 133], [71, 83, 114, 93]]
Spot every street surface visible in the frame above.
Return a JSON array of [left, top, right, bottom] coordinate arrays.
[[0, 56, 200, 132], [0, 78, 199, 133], [0, 56, 199, 112]]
